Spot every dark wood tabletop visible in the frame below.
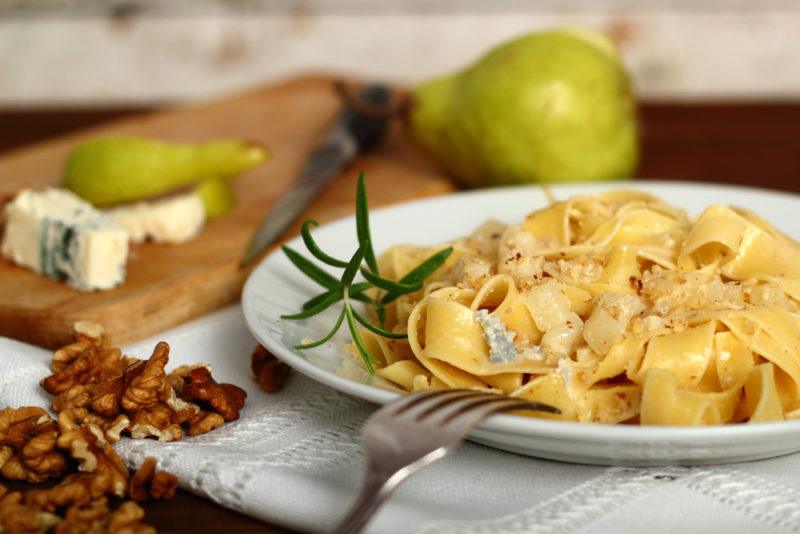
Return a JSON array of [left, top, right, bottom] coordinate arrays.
[[1, 100, 800, 533]]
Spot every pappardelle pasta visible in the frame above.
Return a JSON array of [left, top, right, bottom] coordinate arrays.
[[346, 190, 800, 425]]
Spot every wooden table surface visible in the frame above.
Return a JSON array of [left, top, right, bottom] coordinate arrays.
[[2, 101, 800, 533]]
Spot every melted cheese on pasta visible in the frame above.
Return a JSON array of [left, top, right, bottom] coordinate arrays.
[[348, 190, 800, 425]]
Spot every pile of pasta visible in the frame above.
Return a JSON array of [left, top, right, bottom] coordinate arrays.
[[348, 190, 800, 425]]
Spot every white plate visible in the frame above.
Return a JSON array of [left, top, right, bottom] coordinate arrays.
[[242, 180, 800, 466]]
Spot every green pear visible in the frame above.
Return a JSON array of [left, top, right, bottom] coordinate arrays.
[[407, 28, 638, 186], [63, 136, 268, 207], [194, 176, 237, 218]]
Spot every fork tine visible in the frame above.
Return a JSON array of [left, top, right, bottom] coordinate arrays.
[[514, 400, 561, 415], [400, 389, 491, 420], [456, 397, 551, 421], [380, 390, 443, 418], [426, 393, 560, 427], [437, 397, 545, 432], [419, 394, 526, 426]]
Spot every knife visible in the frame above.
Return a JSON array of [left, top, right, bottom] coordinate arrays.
[[239, 83, 392, 268]]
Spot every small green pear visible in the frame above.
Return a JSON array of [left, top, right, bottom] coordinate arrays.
[[194, 176, 237, 218], [407, 28, 638, 186], [63, 136, 268, 206]]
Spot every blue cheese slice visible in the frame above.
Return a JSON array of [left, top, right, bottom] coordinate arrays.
[[1, 188, 128, 291], [107, 192, 205, 244]]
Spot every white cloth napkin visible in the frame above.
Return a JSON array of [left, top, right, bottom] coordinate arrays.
[[2, 306, 800, 534]]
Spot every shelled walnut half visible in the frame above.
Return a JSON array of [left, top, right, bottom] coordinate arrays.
[[251, 344, 291, 393], [0, 406, 66, 483], [129, 458, 178, 502]]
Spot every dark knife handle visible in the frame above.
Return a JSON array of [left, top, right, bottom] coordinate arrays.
[[341, 84, 393, 152]]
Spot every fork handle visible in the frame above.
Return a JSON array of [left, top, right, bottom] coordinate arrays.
[[333, 465, 405, 534]]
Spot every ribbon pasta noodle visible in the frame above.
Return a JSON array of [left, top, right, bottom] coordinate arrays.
[[348, 190, 800, 425]]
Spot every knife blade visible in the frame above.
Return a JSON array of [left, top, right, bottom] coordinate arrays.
[[239, 83, 392, 268]]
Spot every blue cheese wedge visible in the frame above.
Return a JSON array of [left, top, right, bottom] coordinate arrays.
[[1, 188, 128, 291], [107, 192, 205, 244]]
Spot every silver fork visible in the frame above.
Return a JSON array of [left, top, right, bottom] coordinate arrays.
[[333, 389, 559, 534]]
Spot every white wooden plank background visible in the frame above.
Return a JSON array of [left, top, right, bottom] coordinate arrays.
[[1, 1, 799, 105]]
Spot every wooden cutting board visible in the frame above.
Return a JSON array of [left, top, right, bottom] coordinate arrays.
[[0, 75, 456, 349]]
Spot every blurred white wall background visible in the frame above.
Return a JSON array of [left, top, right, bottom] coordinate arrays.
[[1, 0, 799, 106]]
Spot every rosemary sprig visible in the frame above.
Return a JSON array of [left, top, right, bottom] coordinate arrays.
[[281, 172, 453, 373]]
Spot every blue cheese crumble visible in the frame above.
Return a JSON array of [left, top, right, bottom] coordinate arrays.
[[474, 309, 521, 363]]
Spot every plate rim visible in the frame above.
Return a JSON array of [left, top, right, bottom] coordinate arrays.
[[242, 179, 800, 447]]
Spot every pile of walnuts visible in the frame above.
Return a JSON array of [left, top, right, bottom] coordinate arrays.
[[0, 408, 174, 533], [0, 322, 249, 533], [43, 321, 247, 444]]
